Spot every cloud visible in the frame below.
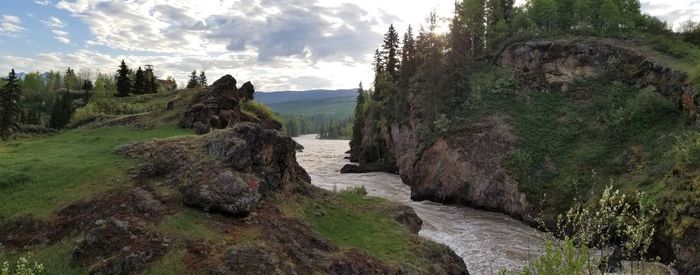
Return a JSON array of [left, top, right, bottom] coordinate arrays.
[[41, 16, 70, 43], [34, 0, 53, 6], [640, 0, 700, 28], [0, 15, 26, 36]]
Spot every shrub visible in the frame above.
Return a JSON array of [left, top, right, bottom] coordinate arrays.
[[1, 256, 44, 275], [72, 97, 166, 123], [555, 185, 659, 268], [521, 238, 590, 275], [240, 100, 277, 121], [671, 130, 700, 167]]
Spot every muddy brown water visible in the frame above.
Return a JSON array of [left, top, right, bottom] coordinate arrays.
[[294, 135, 549, 274]]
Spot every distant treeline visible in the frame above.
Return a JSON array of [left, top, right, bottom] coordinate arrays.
[[279, 114, 352, 140], [0, 60, 201, 136]]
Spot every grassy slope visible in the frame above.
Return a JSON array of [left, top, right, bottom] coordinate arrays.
[[279, 189, 449, 273], [0, 126, 190, 221]]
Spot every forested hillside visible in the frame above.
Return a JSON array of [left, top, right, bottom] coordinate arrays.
[[350, 0, 700, 273]]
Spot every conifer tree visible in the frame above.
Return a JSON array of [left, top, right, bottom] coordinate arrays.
[[145, 67, 158, 94], [399, 26, 417, 92], [63, 67, 78, 92], [350, 82, 366, 151], [199, 71, 208, 87], [82, 80, 93, 103], [0, 69, 23, 139], [134, 67, 146, 95], [116, 60, 131, 97], [187, 70, 199, 89], [382, 25, 400, 81], [49, 92, 72, 129]]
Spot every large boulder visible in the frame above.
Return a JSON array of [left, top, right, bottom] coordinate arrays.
[[119, 123, 311, 217], [180, 75, 258, 134]]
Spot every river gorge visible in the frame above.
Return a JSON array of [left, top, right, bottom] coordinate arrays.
[[294, 135, 550, 274]]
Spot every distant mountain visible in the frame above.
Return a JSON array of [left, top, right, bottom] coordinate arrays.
[[267, 96, 356, 117], [255, 89, 356, 105]]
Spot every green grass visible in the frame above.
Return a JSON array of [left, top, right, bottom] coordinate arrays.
[[0, 238, 87, 275], [280, 190, 428, 272], [0, 125, 191, 222], [144, 249, 189, 275], [156, 208, 222, 242]]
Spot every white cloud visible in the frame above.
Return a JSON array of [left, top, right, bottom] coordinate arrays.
[[641, 0, 700, 28], [41, 16, 70, 44], [0, 15, 26, 36], [34, 0, 53, 6], [2, 0, 699, 91]]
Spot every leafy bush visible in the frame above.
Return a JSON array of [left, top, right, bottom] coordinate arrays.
[[1, 256, 44, 275], [240, 100, 277, 121], [521, 238, 590, 275], [72, 96, 166, 123], [555, 186, 659, 266], [671, 130, 700, 167]]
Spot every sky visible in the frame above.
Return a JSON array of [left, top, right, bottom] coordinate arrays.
[[0, 0, 698, 91]]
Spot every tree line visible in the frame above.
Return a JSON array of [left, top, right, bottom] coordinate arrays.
[[0, 60, 184, 138], [280, 114, 352, 139], [351, 0, 687, 158]]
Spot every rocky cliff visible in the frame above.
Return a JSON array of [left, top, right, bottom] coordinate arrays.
[[0, 75, 469, 275], [350, 38, 700, 274]]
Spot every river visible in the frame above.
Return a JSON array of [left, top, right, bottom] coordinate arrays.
[[294, 135, 548, 274]]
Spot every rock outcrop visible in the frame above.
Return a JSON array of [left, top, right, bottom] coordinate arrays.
[[351, 38, 699, 273], [119, 122, 310, 217], [180, 75, 281, 134], [497, 38, 699, 119]]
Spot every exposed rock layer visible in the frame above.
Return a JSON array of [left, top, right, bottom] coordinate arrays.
[[351, 38, 699, 273]]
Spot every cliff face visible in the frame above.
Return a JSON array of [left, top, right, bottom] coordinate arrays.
[[498, 38, 698, 119], [351, 38, 699, 273]]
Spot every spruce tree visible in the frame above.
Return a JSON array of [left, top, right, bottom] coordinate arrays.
[[0, 69, 23, 139], [134, 67, 146, 95], [199, 71, 208, 87], [382, 25, 400, 81], [145, 67, 158, 94], [49, 92, 72, 129], [350, 82, 366, 151], [399, 26, 417, 91], [187, 70, 199, 89], [63, 67, 78, 92], [116, 60, 131, 97], [82, 80, 93, 103]]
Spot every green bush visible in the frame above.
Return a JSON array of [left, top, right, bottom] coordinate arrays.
[[240, 100, 277, 121], [1, 256, 44, 275], [72, 97, 166, 123], [521, 238, 590, 275], [671, 130, 700, 167]]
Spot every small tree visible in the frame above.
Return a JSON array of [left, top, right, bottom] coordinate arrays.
[[133, 67, 146, 95], [145, 67, 158, 94], [116, 60, 131, 97], [49, 92, 72, 129], [187, 70, 199, 89], [0, 69, 23, 139], [199, 71, 207, 87], [63, 67, 78, 92], [167, 76, 178, 90], [82, 79, 94, 104]]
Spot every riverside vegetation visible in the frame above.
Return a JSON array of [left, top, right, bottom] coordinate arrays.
[[0, 75, 469, 274], [350, 0, 699, 274]]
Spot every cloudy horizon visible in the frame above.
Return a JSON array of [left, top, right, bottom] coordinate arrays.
[[0, 0, 698, 91]]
